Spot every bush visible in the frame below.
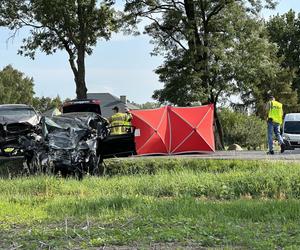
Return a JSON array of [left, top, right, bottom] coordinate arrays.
[[219, 109, 267, 149]]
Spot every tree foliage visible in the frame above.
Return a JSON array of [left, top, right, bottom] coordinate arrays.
[[219, 108, 266, 150], [267, 10, 300, 105], [0, 65, 35, 104], [0, 0, 119, 99], [32, 95, 62, 113], [139, 101, 161, 109], [124, 0, 283, 148], [233, 18, 298, 117], [125, 0, 278, 104]]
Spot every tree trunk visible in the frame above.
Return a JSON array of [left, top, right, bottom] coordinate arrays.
[[75, 46, 87, 99], [213, 103, 225, 150]]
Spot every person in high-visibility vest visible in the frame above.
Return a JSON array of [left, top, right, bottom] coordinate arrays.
[[124, 107, 132, 133], [109, 106, 130, 135], [265, 95, 285, 154]]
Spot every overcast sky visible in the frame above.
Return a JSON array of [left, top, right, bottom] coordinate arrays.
[[0, 0, 299, 104]]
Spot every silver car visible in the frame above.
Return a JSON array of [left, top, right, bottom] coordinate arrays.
[[0, 104, 40, 156]]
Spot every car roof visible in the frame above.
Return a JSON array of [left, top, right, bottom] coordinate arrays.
[[284, 113, 300, 121], [63, 99, 101, 105], [0, 104, 33, 109]]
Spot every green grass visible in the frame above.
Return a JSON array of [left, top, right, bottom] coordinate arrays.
[[1, 157, 299, 176], [104, 158, 298, 176], [2, 194, 300, 249], [2, 163, 300, 199], [1, 159, 300, 248]]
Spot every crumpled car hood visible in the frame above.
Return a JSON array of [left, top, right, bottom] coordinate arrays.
[[42, 112, 106, 150]]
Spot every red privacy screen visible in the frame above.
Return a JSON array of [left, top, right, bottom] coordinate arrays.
[[131, 104, 215, 155]]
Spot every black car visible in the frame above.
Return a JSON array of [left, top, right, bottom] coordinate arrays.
[[0, 104, 40, 156]]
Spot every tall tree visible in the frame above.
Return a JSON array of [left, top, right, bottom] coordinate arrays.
[[267, 10, 300, 103], [0, 65, 35, 104], [124, 0, 280, 148], [0, 0, 118, 99], [231, 10, 298, 117]]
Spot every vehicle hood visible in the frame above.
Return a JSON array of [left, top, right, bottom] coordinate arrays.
[[42, 113, 106, 150]]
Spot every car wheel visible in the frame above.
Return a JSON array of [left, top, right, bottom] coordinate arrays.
[[74, 164, 84, 180], [95, 154, 105, 176]]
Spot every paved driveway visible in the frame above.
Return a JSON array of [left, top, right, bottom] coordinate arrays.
[[191, 150, 300, 160]]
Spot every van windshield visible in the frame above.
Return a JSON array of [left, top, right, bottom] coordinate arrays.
[[284, 121, 300, 134]]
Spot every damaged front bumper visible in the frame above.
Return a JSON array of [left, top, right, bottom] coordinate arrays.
[[0, 123, 36, 156]]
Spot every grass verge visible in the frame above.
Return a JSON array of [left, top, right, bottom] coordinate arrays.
[[1, 196, 300, 249], [1, 159, 300, 249]]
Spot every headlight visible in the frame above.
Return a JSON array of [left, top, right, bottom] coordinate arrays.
[[283, 135, 290, 140]]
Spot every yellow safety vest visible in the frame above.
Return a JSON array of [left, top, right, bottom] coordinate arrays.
[[268, 100, 283, 125], [110, 112, 128, 135], [124, 113, 132, 127]]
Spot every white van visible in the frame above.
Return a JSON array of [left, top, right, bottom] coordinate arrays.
[[282, 113, 300, 150]]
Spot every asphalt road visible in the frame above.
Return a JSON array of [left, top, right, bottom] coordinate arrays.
[[2, 150, 300, 163], [133, 149, 300, 161]]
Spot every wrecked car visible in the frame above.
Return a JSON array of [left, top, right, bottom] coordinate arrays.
[[61, 99, 136, 163], [0, 104, 40, 156], [0, 100, 136, 177], [21, 112, 109, 178]]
